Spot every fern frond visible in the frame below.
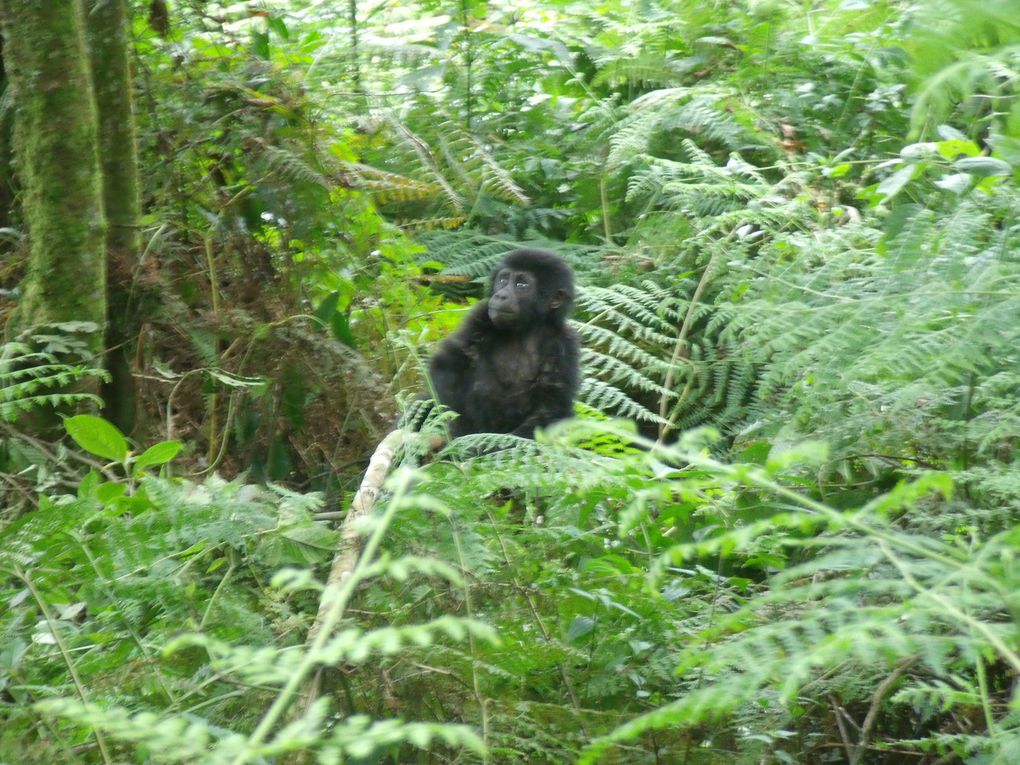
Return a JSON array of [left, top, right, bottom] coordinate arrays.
[[469, 135, 530, 204], [258, 144, 329, 188], [574, 322, 672, 370], [660, 96, 749, 149], [581, 348, 672, 397], [415, 231, 610, 282], [341, 162, 442, 203], [607, 109, 663, 167], [0, 340, 106, 421], [389, 120, 464, 210], [592, 55, 695, 88], [579, 378, 668, 424], [398, 216, 469, 232]]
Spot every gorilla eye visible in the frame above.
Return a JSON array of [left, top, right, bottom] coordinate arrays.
[[515, 279, 529, 289]]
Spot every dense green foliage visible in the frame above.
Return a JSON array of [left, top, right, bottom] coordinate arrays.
[[2, 0, 1020, 763]]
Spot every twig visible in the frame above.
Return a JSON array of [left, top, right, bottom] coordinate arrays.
[[828, 693, 854, 763], [851, 657, 917, 765], [656, 240, 728, 444], [600, 171, 613, 244]]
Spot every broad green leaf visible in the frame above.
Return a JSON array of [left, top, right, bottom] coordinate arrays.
[[330, 311, 356, 348], [314, 291, 339, 322], [256, 522, 338, 567], [766, 441, 828, 471], [954, 156, 1012, 178], [134, 441, 183, 471], [936, 138, 980, 160], [65, 415, 128, 461]]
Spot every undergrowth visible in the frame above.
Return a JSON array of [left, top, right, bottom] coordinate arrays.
[[6, 413, 1018, 763]]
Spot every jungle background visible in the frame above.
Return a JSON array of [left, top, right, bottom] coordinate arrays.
[[1, 0, 1019, 763]]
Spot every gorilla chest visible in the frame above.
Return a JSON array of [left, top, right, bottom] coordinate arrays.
[[467, 337, 541, 421]]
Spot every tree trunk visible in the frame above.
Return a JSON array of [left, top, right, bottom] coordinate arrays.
[[86, 0, 143, 433], [0, 36, 14, 231], [0, 0, 106, 352]]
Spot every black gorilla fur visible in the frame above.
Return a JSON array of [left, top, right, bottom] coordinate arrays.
[[428, 248, 580, 438]]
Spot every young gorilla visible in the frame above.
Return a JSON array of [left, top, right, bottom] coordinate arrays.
[[428, 248, 580, 438]]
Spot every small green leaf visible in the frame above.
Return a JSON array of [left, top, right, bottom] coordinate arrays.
[[97, 482, 127, 503], [567, 616, 596, 642], [875, 164, 916, 201], [77, 470, 100, 499], [65, 415, 128, 461], [933, 172, 972, 194], [824, 163, 851, 179], [315, 292, 357, 347], [267, 16, 289, 40], [936, 124, 967, 141], [252, 30, 270, 59], [134, 441, 183, 471]]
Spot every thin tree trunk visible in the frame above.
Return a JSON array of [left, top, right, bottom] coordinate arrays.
[[348, 0, 363, 99], [0, 0, 106, 352], [86, 0, 143, 433], [0, 37, 14, 231]]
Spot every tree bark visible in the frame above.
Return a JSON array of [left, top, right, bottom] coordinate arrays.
[[86, 0, 143, 433], [0, 0, 106, 352]]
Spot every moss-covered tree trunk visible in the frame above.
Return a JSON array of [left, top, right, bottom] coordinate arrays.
[[0, 37, 14, 231], [86, 0, 143, 433], [0, 1, 106, 350]]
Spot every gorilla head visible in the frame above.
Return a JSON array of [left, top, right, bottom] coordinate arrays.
[[487, 249, 574, 330]]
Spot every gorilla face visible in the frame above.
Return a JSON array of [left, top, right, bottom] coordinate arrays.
[[487, 268, 538, 329]]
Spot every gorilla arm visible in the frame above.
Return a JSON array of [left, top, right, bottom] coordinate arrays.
[[427, 301, 490, 431]]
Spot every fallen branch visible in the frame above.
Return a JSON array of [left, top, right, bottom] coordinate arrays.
[[307, 428, 406, 644], [263, 429, 410, 745]]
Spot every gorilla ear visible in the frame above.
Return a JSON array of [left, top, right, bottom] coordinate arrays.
[[550, 289, 567, 310]]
